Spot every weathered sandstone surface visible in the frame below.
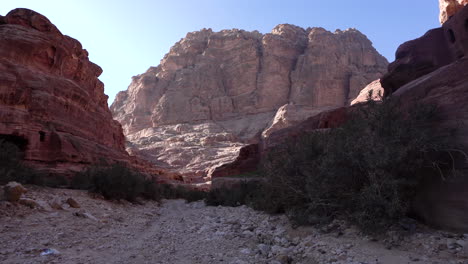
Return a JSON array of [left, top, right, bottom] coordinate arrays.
[[439, 0, 468, 24], [112, 25, 388, 181], [350, 79, 384, 105], [382, 5, 468, 231], [0, 9, 151, 176], [231, 4, 468, 231]]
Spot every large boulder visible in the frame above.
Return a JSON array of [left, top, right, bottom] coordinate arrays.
[[111, 25, 388, 182]]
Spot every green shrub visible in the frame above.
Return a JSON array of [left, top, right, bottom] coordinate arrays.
[[71, 166, 208, 203], [72, 164, 156, 202], [156, 184, 206, 202], [257, 97, 458, 233], [206, 181, 260, 207]]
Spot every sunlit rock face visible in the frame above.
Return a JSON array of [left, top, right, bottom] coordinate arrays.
[[111, 24, 388, 182], [0, 8, 134, 175], [350, 79, 384, 105], [439, 0, 468, 24]]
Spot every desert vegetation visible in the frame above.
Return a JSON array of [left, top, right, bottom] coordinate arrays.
[[1, 95, 464, 233], [207, 95, 464, 233]]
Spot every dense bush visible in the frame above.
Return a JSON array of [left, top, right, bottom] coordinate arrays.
[[71, 165, 209, 203], [257, 97, 456, 232], [206, 181, 261, 207], [157, 184, 207, 202], [72, 164, 157, 202]]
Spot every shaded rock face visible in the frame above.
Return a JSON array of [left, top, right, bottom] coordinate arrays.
[[382, 5, 468, 94], [440, 0, 468, 24], [380, 5, 468, 231], [112, 24, 387, 182], [0, 9, 130, 175]]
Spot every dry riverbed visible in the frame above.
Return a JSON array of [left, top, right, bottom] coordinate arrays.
[[1, 185, 468, 264]]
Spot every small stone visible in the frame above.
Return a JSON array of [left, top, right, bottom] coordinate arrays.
[[49, 198, 63, 210], [257, 244, 271, 255], [4, 182, 27, 202], [73, 211, 98, 221], [276, 254, 293, 264], [66, 198, 80, 208], [18, 198, 40, 208], [240, 248, 252, 255]]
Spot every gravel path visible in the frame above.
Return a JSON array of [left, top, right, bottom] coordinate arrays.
[[1, 186, 468, 264]]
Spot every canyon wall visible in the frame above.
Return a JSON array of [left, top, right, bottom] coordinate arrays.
[[112, 25, 388, 182], [0, 9, 139, 175], [263, 4, 468, 231], [383, 4, 468, 231]]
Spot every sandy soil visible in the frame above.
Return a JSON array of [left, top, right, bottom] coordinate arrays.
[[1, 185, 468, 264]]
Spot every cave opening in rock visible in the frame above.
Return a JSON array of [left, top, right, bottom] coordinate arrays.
[[447, 29, 456, 43], [465, 19, 468, 32], [39, 131, 45, 142], [0, 134, 28, 152]]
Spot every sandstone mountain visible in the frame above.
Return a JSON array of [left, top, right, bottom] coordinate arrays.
[[111, 24, 388, 182], [0, 9, 156, 176]]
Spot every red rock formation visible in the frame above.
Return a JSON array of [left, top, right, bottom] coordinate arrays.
[[111, 25, 387, 182], [235, 4, 468, 231], [0, 8, 135, 175], [380, 5, 468, 231], [382, 5, 468, 94], [350, 79, 383, 105]]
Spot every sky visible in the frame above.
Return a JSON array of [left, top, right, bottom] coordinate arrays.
[[0, 0, 440, 105]]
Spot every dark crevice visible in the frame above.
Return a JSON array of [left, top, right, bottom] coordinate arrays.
[[39, 131, 46, 142], [255, 38, 264, 93], [288, 43, 308, 101], [343, 73, 352, 106], [447, 29, 456, 43], [0, 134, 28, 152]]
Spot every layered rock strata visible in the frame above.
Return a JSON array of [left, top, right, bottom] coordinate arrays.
[[0, 9, 149, 176], [227, 4, 468, 231], [112, 25, 388, 182]]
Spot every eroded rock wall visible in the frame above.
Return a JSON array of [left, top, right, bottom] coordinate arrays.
[[0, 9, 132, 175], [381, 5, 468, 231], [112, 24, 388, 182]]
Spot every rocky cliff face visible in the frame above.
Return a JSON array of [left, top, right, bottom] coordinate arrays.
[[0, 9, 135, 175], [439, 0, 468, 24], [222, 4, 468, 231], [112, 24, 388, 182], [344, 4, 468, 231], [380, 5, 468, 231]]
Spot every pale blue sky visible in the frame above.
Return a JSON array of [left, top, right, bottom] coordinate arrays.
[[1, 0, 440, 104]]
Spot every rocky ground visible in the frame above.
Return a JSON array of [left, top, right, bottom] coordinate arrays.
[[1, 185, 468, 264]]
